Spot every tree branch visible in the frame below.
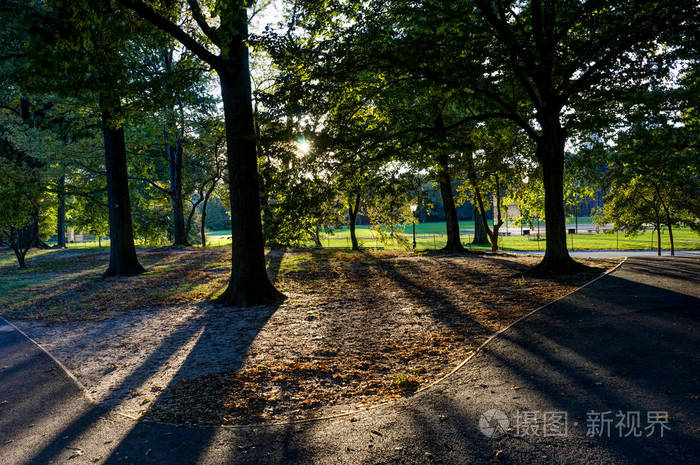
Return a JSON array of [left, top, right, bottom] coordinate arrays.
[[185, 0, 220, 46], [128, 175, 172, 196], [116, 0, 220, 67], [0, 105, 21, 117]]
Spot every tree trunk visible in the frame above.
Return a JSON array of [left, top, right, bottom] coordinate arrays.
[[656, 225, 662, 256], [29, 217, 50, 249], [437, 154, 465, 253], [200, 186, 214, 248], [533, 114, 581, 273], [185, 189, 203, 239], [169, 139, 188, 246], [57, 175, 67, 248], [7, 224, 35, 268], [13, 235, 27, 268], [161, 48, 189, 247], [657, 192, 675, 257], [100, 91, 145, 277], [16, 251, 26, 268], [10, 228, 24, 268], [348, 193, 360, 251], [472, 206, 490, 246], [465, 154, 502, 252], [488, 182, 505, 253], [213, 42, 284, 306], [314, 225, 322, 248]]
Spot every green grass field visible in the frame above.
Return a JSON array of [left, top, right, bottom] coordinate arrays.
[[43, 218, 700, 252], [311, 222, 700, 251]]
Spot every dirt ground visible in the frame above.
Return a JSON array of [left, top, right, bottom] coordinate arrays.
[[3, 248, 621, 425]]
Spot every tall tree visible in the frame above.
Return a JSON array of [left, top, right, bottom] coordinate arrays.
[[462, 0, 695, 270], [8, 0, 148, 275], [117, 0, 284, 305], [286, 0, 696, 272]]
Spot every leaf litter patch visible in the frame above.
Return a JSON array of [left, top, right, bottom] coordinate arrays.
[[143, 251, 620, 425], [4, 248, 620, 425]]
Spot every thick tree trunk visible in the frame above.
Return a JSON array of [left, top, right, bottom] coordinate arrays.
[[213, 42, 284, 306], [472, 206, 490, 246], [348, 194, 360, 251], [437, 154, 465, 253], [168, 139, 188, 246], [656, 225, 662, 256], [668, 224, 674, 256], [57, 175, 67, 248], [100, 91, 145, 277], [533, 114, 581, 273]]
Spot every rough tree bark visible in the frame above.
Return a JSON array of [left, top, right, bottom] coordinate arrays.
[[213, 48, 284, 305], [436, 154, 466, 253], [348, 193, 360, 251], [532, 112, 583, 272], [100, 91, 145, 277], [118, 0, 284, 305]]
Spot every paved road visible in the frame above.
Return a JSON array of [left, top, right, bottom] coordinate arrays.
[[509, 249, 700, 258], [1, 257, 698, 464]]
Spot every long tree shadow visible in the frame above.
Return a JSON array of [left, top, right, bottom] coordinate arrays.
[[14, 255, 700, 464], [17, 251, 287, 465], [394, 263, 700, 464]]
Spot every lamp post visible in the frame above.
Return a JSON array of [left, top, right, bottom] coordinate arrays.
[[410, 204, 418, 250]]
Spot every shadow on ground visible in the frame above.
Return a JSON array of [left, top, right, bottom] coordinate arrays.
[[3, 257, 699, 465]]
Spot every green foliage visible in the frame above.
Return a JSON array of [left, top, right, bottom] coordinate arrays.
[[596, 122, 699, 235], [392, 374, 420, 394], [0, 141, 44, 235]]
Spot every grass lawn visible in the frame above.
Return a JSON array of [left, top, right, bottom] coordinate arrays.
[[1, 246, 621, 424], [40, 219, 700, 252], [314, 222, 700, 251]]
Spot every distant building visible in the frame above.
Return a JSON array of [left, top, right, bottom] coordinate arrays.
[[66, 227, 95, 243]]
